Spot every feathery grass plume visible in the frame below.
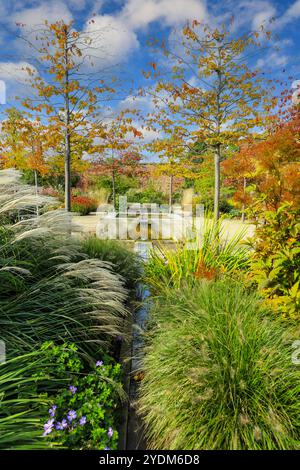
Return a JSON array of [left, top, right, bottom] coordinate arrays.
[[138, 280, 300, 450], [0, 169, 56, 221], [81, 236, 142, 291], [0, 169, 130, 358]]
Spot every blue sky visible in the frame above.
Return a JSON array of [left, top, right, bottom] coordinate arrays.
[[0, 0, 299, 141]]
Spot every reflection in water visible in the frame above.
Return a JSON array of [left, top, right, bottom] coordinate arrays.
[[126, 241, 152, 449], [132, 241, 152, 371]]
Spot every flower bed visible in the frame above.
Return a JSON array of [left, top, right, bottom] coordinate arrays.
[[71, 195, 98, 215]]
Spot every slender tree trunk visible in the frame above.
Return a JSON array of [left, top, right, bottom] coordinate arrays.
[[241, 177, 247, 222], [112, 170, 116, 209], [214, 144, 221, 221], [65, 131, 71, 211], [169, 174, 173, 212], [214, 46, 222, 222], [34, 169, 39, 217], [64, 30, 71, 212]]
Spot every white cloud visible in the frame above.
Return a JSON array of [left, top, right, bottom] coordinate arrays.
[[9, 0, 206, 71], [131, 120, 162, 144], [251, 3, 276, 30], [83, 14, 139, 64], [119, 94, 155, 112], [228, 1, 277, 32], [0, 61, 38, 101], [256, 51, 288, 68], [277, 0, 300, 28], [13, 1, 73, 27], [118, 0, 208, 31], [0, 61, 37, 84], [81, 0, 206, 67]]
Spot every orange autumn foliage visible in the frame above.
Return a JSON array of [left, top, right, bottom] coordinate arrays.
[[223, 116, 300, 212]]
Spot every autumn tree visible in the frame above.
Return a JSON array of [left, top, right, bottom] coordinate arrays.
[[0, 107, 49, 179], [144, 20, 276, 219], [148, 131, 204, 208], [20, 19, 120, 211], [0, 108, 28, 170], [222, 140, 257, 221], [94, 114, 143, 208], [223, 116, 300, 216]]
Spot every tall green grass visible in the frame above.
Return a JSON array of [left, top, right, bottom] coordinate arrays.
[[144, 217, 250, 292], [0, 347, 67, 450], [138, 281, 300, 449]]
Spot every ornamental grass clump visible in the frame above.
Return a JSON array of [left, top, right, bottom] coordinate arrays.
[[144, 216, 250, 292], [0, 170, 130, 359], [81, 236, 142, 291], [138, 280, 300, 450]]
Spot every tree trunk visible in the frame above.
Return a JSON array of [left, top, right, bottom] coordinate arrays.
[[241, 177, 247, 223], [214, 144, 221, 221], [65, 132, 71, 211], [214, 47, 222, 223], [169, 174, 173, 212], [64, 29, 71, 212], [34, 169, 39, 217], [112, 171, 116, 209]]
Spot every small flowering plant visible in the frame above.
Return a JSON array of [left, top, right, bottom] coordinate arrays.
[[41, 344, 122, 450]]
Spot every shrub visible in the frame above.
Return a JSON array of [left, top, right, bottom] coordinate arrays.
[[92, 175, 139, 203], [126, 185, 167, 205], [71, 195, 98, 215], [21, 169, 80, 190], [248, 204, 300, 319], [138, 281, 300, 450], [192, 190, 234, 214], [39, 186, 62, 198]]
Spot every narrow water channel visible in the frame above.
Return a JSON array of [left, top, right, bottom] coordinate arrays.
[[125, 241, 152, 450]]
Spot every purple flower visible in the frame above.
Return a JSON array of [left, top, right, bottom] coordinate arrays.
[[107, 427, 114, 438], [79, 416, 87, 426], [69, 385, 77, 395], [67, 410, 77, 422], [104, 446, 110, 450], [96, 360, 103, 367], [43, 418, 54, 436], [48, 405, 57, 417], [55, 418, 68, 431], [61, 419, 68, 429]]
